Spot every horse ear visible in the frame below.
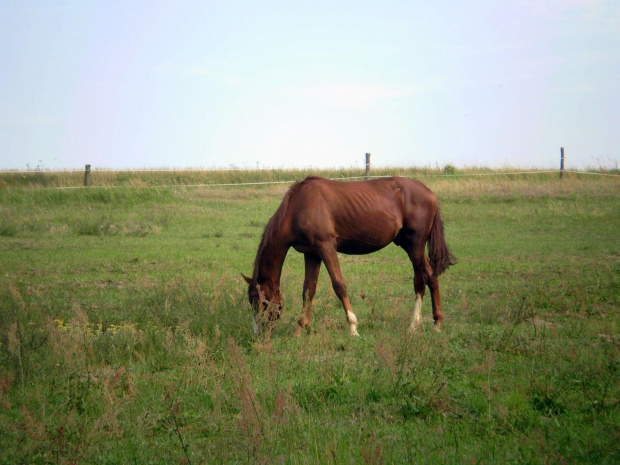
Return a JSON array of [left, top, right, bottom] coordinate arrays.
[[242, 274, 253, 285]]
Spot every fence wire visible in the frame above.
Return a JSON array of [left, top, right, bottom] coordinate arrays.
[[0, 169, 618, 191]]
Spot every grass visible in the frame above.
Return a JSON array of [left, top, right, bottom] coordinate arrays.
[[0, 169, 618, 464], [1, 165, 618, 189]]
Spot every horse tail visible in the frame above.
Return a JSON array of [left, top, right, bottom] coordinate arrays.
[[428, 205, 456, 276]]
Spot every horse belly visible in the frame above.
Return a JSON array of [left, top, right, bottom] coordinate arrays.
[[336, 238, 388, 255], [334, 212, 400, 254]]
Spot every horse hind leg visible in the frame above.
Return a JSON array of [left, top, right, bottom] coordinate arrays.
[[426, 258, 444, 331], [400, 238, 428, 334], [406, 255, 446, 333], [409, 267, 427, 334], [293, 253, 321, 337]]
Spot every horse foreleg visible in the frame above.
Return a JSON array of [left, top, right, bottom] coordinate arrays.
[[318, 243, 360, 336], [293, 253, 321, 337]]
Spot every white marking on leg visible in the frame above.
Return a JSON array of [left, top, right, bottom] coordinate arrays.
[[409, 294, 423, 333], [414, 294, 422, 322], [347, 311, 360, 337]]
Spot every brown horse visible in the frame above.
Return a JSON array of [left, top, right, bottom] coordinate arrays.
[[243, 176, 455, 336]]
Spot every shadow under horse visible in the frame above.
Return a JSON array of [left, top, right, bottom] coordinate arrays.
[[243, 176, 456, 336]]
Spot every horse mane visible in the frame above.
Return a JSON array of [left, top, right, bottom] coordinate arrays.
[[252, 179, 307, 279]]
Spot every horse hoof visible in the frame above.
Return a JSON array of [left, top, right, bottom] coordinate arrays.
[[408, 323, 423, 334], [294, 325, 309, 338]]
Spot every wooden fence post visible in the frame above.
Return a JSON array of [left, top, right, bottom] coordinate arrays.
[[560, 148, 565, 179], [84, 164, 91, 187], [365, 153, 371, 179]]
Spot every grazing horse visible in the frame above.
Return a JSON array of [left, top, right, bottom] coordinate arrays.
[[243, 176, 455, 336]]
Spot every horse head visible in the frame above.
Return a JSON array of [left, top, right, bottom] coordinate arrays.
[[242, 274, 283, 334]]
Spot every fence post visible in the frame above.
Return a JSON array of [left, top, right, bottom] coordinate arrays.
[[365, 153, 371, 179], [84, 164, 91, 187], [560, 148, 565, 179]]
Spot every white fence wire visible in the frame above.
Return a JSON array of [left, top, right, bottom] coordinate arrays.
[[1, 168, 618, 191]]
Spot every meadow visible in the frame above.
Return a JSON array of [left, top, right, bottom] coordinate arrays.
[[0, 168, 618, 464]]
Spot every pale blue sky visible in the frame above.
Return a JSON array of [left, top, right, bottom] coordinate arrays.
[[1, 0, 619, 170]]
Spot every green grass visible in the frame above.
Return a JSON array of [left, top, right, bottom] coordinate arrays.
[[0, 170, 618, 464]]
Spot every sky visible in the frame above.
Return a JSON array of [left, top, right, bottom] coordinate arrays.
[[1, 0, 619, 171]]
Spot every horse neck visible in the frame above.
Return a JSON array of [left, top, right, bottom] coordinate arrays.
[[253, 191, 293, 292], [254, 236, 289, 291]]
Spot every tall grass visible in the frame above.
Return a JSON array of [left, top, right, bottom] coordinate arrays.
[[3, 165, 617, 190], [2, 166, 617, 205]]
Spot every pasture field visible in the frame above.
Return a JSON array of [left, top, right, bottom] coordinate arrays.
[[0, 170, 618, 464]]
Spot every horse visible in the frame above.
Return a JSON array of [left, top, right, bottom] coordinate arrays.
[[242, 176, 455, 337]]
